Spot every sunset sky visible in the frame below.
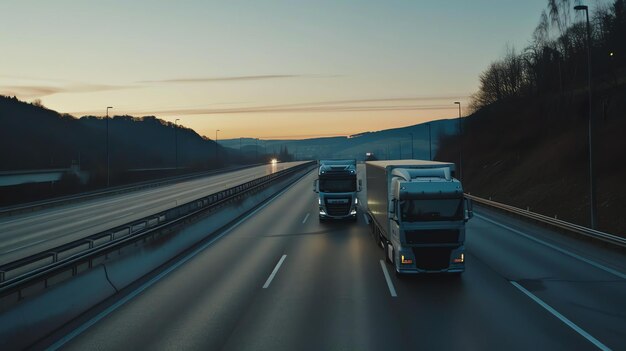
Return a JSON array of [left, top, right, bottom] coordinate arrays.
[[0, 0, 588, 140]]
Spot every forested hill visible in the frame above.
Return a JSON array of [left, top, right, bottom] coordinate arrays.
[[436, 0, 626, 235], [0, 96, 219, 180]]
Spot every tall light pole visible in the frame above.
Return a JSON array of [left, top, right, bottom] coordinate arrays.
[[174, 119, 180, 170], [106, 106, 113, 186], [575, 4, 597, 229], [215, 129, 220, 165], [454, 101, 462, 180], [408, 132, 414, 159], [428, 122, 432, 161]]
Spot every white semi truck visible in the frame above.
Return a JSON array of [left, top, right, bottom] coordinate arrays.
[[314, 160, 361, 221], [365, 160, 472, 274]]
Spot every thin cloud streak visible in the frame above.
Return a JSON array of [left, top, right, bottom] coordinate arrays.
[[0, 73, 69, 82], [0, 86, 65, 98], [137, 75, 304, 84], [270, 95, 470, 108], [139, 103, 459, 116], [129, 94, 469, 116], [67, 95, 468, 117], [1, 83, 138, 98]]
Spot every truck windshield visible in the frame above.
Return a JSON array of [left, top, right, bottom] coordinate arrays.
[[319, 178, 356, 192], [399, 198, 463, 221]]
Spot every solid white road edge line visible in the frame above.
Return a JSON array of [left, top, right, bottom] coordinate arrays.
[[379, 260, 397, 297], [510, 281, 611, 351], [46, 170, 311, 351], [302, 213, 310, 224], [262, 254, 287, 289], [475, 213, 626, 280]]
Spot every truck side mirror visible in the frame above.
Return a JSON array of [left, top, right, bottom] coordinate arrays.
[[313, 179, 319, 193], [464, 198, 473, 221], [358, 179, 363, 192]]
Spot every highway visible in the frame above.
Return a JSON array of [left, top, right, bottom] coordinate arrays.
[[41, 167, 626, 351], [0, 162, 306, 265]]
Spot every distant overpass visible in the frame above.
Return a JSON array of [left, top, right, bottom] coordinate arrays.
[[0, 167, 88, 187]]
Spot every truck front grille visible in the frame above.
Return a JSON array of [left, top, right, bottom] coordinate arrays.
[[324, 198, 351, 216], [411, 247, 453, 270], [404, 229, 459, 245]]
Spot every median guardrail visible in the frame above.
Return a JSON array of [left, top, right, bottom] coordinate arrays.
[[0, 161, 316, 297], [466, 194, 626, 248], [0, 163, 265, 217]]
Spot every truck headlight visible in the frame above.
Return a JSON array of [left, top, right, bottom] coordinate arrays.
[[318, 198, 321, 205], [354, 198, 358, 204]]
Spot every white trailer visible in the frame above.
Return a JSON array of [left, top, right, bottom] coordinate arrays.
[[365, 160, 472, 274]]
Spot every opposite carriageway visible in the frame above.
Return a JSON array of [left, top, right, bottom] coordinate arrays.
[[0, 161, 308, 266]]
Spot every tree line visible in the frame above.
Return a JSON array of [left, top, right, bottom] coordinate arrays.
[[471, 0, 626, 110]]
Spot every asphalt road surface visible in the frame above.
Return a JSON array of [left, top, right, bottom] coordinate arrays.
[[44, 167, 626, 351], [0, 162, 306, 265]]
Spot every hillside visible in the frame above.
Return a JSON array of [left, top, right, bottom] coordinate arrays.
[[220, 119, 459, 161], [435, 0, 626, 235], [0, 96, 228, 205], [436, 84, 626, 235]]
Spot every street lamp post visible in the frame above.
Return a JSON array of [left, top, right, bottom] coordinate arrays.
[[106, 106, 113, 186], [428, 122, 432, 161], [215, 129, 220, 165], [174, 119, 180, 171], [575, 4, 597, 229], [454, 101, 462, 180], [408, 133, 414, 159]]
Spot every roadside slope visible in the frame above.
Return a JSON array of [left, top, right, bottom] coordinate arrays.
[[436, 84, 626, 236]]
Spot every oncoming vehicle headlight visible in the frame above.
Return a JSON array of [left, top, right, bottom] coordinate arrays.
[[354, 198, 358, 204]]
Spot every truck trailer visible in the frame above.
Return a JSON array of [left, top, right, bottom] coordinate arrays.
[[314, 160, 361, 221], [365, 160, 472, 274]]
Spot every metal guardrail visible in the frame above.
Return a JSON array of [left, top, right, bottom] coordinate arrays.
[[466, 194, 626, 248], [0, 163, 266, 216], [0, 161, 316, 296]]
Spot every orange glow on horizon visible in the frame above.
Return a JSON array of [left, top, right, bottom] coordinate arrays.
[[54, 100, 465, 140]]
